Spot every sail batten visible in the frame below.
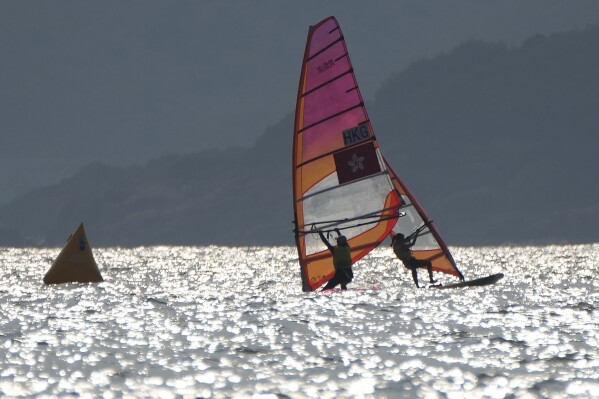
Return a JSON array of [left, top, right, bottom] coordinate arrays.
[[297, 103, 364, 134], [301, 68, 354, 97], [306, 36, 344, 61]]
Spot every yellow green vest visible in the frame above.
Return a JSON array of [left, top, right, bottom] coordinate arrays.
[[333, 246, 352, 271]]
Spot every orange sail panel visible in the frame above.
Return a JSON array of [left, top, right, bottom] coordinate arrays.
[[385, 160, 464, 280], [293, 17, 400, 292]]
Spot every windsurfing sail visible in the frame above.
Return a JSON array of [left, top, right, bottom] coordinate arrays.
[[292, 16, 401, 292], [385, 160, 464, 280], [43, 223, 103, 285]]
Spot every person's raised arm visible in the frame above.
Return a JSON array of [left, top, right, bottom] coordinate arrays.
[[408, 223, 429, 246], [409, 233, 418, 247], [318, 230, 334, 253]]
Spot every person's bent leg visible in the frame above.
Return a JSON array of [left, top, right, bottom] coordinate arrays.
[[412, 259, 435, 284], [411, 267, 419, 288], [426, 261, 436, 283]]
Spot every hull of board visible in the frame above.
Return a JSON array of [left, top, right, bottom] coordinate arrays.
[[434, 273, 504, 289]]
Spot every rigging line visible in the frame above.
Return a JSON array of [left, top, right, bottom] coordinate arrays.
[[298, 170, 389, 202], [306, 36, 344, 62], [301, 68, 353, 98], [296, 133, 373, 168], [298, 102, 364, 133]]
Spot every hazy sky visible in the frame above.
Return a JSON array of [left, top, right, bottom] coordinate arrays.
[[1, 1, 599, 197]]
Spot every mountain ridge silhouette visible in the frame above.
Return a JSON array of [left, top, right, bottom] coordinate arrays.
[[1, 27, 598, 246]]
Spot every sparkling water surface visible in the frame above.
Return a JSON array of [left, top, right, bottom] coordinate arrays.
[[1, 245, 598, 398]]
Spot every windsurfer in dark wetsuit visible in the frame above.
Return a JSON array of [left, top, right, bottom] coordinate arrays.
[[317, 228, 353, 291], [391, 228, 437, 288]]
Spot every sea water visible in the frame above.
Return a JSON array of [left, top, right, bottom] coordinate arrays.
[[0, 245, 598, 398]]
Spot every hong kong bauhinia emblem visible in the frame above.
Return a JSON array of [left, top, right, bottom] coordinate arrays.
[[348, 153, 365, 173]]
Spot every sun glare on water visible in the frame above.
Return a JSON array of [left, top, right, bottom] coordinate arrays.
[[1, 244, 598, 398]]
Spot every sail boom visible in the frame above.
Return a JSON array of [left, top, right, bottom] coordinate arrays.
[[296, 214, 400, 236], [302, 204, 402, 228]]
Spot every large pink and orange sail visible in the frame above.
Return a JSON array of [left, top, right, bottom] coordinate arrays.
[[292, 17, 401, 291]]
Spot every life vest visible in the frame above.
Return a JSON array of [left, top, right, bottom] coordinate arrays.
[[393, 240, 412, 261], [333, 245, 352, 271]]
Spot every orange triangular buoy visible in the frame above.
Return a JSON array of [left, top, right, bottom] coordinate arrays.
[[43, 223, 103, 285]]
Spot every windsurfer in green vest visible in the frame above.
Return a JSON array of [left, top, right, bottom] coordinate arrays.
[[391, 228, 437, 288], [317, 227, 353, 291]]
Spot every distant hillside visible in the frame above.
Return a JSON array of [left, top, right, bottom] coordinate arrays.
[[371, 27, 599, 244], [1, 27, 598, 246], [0, 132, 290, 246]]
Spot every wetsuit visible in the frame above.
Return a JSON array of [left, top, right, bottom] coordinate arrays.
[[392, 235, 434, 288]]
